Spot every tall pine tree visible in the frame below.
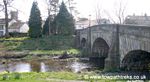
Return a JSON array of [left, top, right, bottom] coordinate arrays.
[[53, 1, 75, 35], [28, 1, 42, 38], [42, 16, 51, 35]]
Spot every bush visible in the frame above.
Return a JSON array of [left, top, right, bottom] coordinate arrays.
[[2, 74, 9, 80], [14, 73, 21, 79], [9, 32, 27, 37]]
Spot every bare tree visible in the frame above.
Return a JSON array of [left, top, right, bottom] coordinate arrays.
[[0, 0, 14, 37], [95, 3, 103, 25], [115, 0, 127, 24], [3, 0, 13, 37], [104, 10, 116, 24], [45, 0, 59, 35], [66, 0, 75, 14], [103, 0, 127, 24], [65, 0, 78, 17], [0, 0, 14, 73]]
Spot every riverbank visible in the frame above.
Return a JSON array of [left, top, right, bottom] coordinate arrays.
[[0, 35, 81, 59], [0, 72, 129, 82], [0, 72, 83, 82], [0, 49, 80, 59], [0, 58, 148, 82], [1, 72, 147, 82]]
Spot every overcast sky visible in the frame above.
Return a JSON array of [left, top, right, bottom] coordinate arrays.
[[0, 0, 150, 22]]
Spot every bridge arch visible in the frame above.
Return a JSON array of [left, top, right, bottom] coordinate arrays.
[[92, 37, 109, 57], [80, 38, 87, 48], [121, 50, 150, 72], [91, 37, 110, 69]]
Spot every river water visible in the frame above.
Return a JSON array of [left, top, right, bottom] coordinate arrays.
[[0, 58, 95, 73], [0, 58, 150, 80]]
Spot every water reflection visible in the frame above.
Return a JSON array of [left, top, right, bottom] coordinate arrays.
[[0, 59, 92, 73], [13, 63, 31, 72], [71, 61, 90, 73], [30, 61, 41, 72], [40, 62, 46, 72]]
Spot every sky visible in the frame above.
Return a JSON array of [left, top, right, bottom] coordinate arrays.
[[1, 0, 150, 22]]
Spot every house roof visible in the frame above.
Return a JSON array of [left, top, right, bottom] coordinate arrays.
[[125, 15, 150, 26], [9, 21, 25, 29], [126, 15, 150, 21], [0, 18, 12, 24], [0, 18, 26, 29]]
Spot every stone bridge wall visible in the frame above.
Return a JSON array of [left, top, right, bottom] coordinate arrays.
[[119, 25, 150, 62], [78, 24, 150, 70]]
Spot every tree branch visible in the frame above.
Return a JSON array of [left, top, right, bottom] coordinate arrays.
[[104, 10, 116, 24]]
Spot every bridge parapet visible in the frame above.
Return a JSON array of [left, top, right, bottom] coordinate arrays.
[[119, 25, 150, 38]]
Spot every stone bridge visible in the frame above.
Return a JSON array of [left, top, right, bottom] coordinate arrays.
[[76, 24, 150, 71]]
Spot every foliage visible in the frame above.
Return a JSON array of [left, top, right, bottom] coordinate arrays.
[[45, 0, 59, 17], [42, 16, 51, 35], [0, 35, 80, 56], [16, 35, 75, 50], [0, 37, 28, 41], [9, 32, 27, 37], [28, 1, 42, 38], [52, 1, 75, 35], [29, 49, 80, 56]]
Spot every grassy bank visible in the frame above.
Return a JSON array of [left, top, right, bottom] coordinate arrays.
[[0, 35, 80, 57], [0, 72, 135, 82], [0, 72, 81, 82]]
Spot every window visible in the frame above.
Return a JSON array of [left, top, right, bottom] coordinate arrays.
[[0, 31, 4, 36], [0, 25, 4, 30]]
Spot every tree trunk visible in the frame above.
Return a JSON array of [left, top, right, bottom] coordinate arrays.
[[48, 10, 51, 35], [3, 0, 9, 38]]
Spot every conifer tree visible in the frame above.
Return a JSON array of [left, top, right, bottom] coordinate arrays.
[[28, 1, 42, 38], [53, 1, 75, 35], [42, 16, 51, 35]]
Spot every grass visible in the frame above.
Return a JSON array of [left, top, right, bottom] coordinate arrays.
[[0, 72, 143, 82], [0, 35, 80, 56], [0, 35, 74, 50], [0, 72, 81, 82], [29, 49, 80, 56], [0, 37, 28, 41]]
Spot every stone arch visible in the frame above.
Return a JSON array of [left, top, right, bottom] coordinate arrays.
[[92, 37, 109, 57], [81, 38, 87, 48], [121, 50, 150, 72], [91, 37, 110, 69]]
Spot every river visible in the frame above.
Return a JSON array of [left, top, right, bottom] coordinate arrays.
[[0, 58, 97, 73]]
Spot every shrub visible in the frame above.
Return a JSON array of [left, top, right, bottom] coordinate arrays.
[[9, 32, 27, 37]]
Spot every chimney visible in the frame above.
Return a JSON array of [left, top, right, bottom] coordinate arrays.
[[10, 11, 18, 20]]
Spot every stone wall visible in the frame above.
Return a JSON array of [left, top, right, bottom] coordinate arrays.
[[78, 24, 150, 69]]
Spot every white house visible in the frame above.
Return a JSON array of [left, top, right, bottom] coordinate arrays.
[[75, 18, 97, 29], [0, 11, 29, 36], [0, 19, 7, 36], [124, 14, 150, 26], [75, 18, 111, 29], [8, 21, 29, 33]]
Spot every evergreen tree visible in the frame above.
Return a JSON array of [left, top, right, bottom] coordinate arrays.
[[28, 1, 42, 38], [53, 1, 75, 35], [42, 16, 51, 35]]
